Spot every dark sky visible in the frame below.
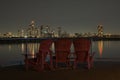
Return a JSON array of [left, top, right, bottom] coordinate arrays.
[[0, 0, 120, 34]]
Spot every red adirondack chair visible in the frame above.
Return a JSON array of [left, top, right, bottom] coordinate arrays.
[[73, 38, 95, 69], [24, 39, 53, 71], [54, 38, 72, 68]]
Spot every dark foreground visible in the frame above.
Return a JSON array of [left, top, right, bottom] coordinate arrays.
[[0, 61, 120, 80]]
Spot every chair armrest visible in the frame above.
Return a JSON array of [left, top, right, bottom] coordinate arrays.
[[22, 53, 36, 59], [22, 53, 33, 56], [68, 52, 76, 61], [22, 53, 35, 56], [90, 52, 95, 57], [89, 52, 95, 61]]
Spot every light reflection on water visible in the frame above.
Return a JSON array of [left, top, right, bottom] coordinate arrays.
[[98, 40, 103, 57], [0, 41, 120, 67]]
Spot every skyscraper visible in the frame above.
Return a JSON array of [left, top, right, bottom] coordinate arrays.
[[97, 25, 103, 37]]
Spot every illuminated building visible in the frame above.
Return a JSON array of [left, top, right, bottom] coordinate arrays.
[[97, 25, 103, 37]]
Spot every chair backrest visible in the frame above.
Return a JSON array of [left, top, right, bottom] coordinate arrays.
[[73, 38, 91, 52], [54, 38, 72, 62], [55, 38, 72, 52], [39, 39, 53, 52], [37, 39, 53, 62], [73, 38, 91, 61]]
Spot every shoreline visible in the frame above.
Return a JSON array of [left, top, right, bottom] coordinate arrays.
[[1, 60, 120, 68], [0, 37, 120, 44], [1, 61, 120, 80], [1, 60, 120, 71]]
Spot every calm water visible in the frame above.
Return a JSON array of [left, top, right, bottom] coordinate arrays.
[[0, 40, 120, 67]]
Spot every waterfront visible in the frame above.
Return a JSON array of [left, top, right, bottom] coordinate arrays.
[[0, 40, 120, 67]]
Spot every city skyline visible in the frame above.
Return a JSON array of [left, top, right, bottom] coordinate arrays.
[[0, 0, 120, 34]]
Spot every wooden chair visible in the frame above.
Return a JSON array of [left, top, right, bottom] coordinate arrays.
[[24, 39, 53, 71], [73, 38, 95, 69], [54, 38, 72, 69]]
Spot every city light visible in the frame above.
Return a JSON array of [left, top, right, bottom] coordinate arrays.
[[0, 21, 120, 38]]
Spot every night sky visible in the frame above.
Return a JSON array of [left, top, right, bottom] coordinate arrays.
[[0, 0, 120, 34]]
